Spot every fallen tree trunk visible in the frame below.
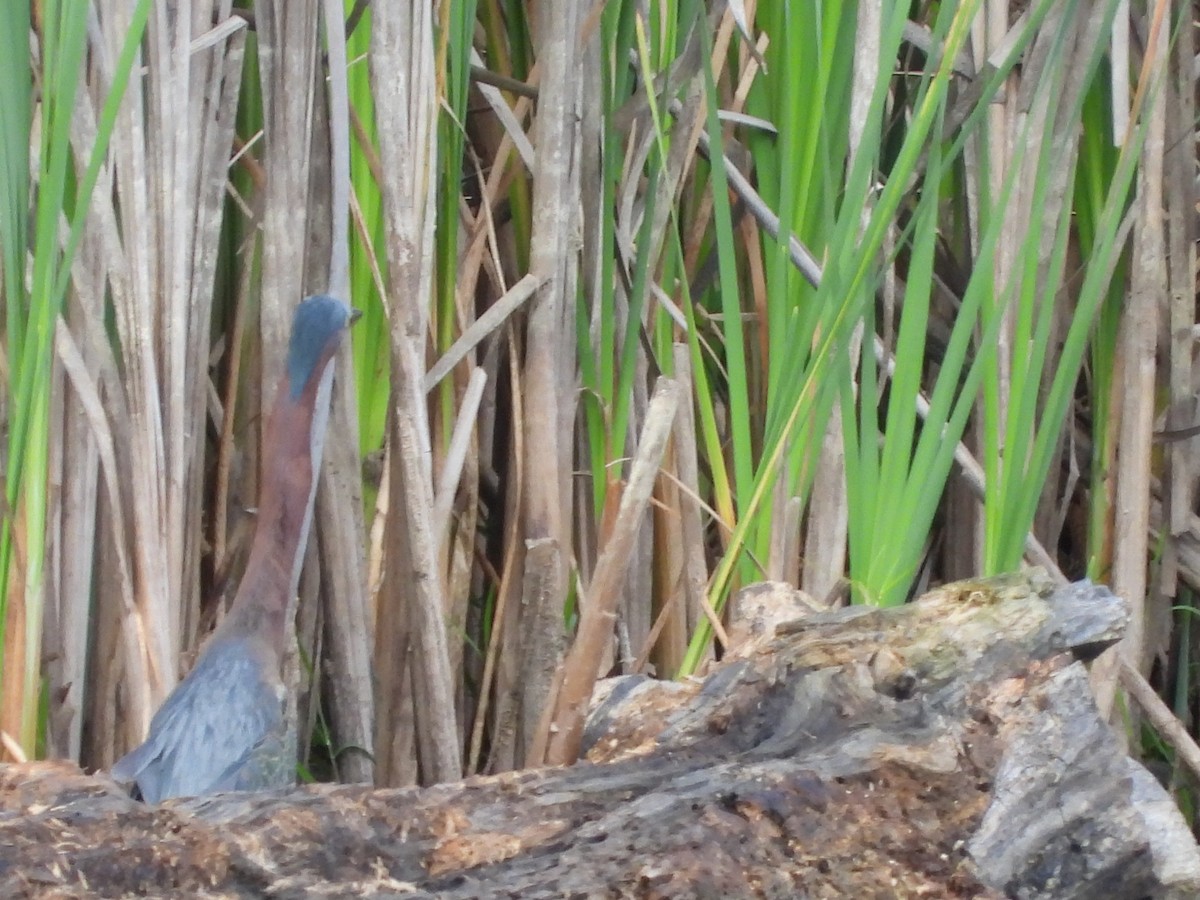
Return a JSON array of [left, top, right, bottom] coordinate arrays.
[[2, 572, 1198, 898]]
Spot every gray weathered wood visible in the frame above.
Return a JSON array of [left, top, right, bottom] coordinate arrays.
[[2, 573, 1196, 898]]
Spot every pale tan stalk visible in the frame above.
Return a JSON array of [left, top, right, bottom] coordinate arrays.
[[371, 2, 462, 784], [1095, 0, 1170, 719], [545, 379, 681, 765], [515, 1, 583, 767]]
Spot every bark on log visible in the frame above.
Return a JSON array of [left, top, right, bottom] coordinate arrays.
[[2, 572, 1198, 898]]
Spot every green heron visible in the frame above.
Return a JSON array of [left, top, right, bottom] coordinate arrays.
[[112, 294, 359, 802]]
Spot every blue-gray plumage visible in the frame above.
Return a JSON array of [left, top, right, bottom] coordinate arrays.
[[112, 294, 357, 803], [287, 294, 358, 399], [110, 638, 286, 801]]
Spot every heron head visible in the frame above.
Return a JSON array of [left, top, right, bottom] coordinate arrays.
[[285, 295, 360, 399]]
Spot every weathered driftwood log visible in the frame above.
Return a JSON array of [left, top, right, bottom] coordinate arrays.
[[2, 572, 1198, 898]]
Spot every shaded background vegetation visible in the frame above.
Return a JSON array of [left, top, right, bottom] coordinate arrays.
[[1, 0, 1198, 825]]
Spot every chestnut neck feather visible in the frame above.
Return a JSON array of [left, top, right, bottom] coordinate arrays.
[[219, 348, 335, 650]]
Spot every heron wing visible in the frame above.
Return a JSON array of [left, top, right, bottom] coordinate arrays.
[[112, 637, 287, 803]]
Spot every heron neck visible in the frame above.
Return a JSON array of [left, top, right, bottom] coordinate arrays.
[[223, 360, 335, 649]]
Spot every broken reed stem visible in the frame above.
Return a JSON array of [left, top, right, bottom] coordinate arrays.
[[432, 366, 487, 553], [543, 377, 681, 766], [423, 274, 540, 392], [1119, 659, 1200, 786]]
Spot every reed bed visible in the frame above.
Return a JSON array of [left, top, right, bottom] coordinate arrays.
[[0, 0, 1196, 824]]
